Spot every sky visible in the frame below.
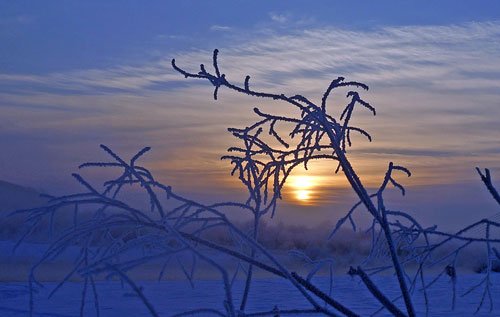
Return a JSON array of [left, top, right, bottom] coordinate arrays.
[[1, 1, 500, 230]]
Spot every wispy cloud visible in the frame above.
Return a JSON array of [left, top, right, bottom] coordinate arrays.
[[4, 21, 500, 93], [210, 25, 232, 32], [269, 13, 288, 24], [1, 21, 499, 196]]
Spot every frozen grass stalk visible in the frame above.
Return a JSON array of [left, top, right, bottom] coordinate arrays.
[[11, 49, 500, 316]]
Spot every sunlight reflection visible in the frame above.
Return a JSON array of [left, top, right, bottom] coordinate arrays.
[[296, 189, 311, 201]]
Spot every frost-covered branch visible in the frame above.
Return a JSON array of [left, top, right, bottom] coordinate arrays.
[[13, 48, 500, 317]]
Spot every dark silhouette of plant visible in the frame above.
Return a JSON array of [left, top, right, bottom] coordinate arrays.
[[172, 49, 418, 316], [11, 49, 500, 317]]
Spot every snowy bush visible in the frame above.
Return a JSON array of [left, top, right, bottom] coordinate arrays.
[[12, 49, 500, 317]]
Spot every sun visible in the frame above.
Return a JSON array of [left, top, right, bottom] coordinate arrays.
[[290, 175, 314, 189], [288, 175, 318, 204]]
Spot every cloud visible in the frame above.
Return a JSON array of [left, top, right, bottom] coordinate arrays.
[[4, 21, 500, 94], [244, 22, 500, 92], [1, 21, 499, 198], [269, 13, 288, 24], [210, 25, 232, 31]]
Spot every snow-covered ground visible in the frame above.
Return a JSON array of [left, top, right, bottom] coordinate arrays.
[[2, 240, 500, 316], [1, 274, 499, 316]]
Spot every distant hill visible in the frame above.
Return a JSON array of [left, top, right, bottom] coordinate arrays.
[[0, 180, 49, 239], [0, 180, 48, 213]]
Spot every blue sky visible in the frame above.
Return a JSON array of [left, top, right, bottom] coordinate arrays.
[[3, 1, 500, 73], [1, 1, 499, 229]]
